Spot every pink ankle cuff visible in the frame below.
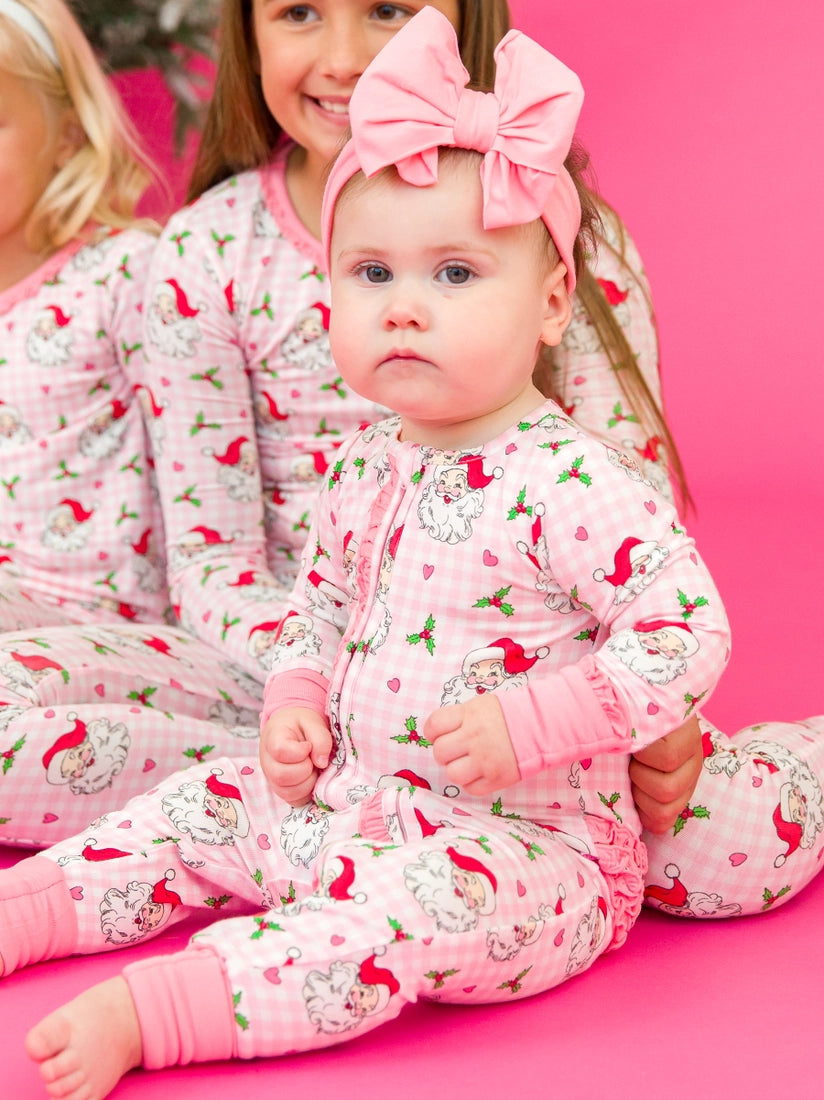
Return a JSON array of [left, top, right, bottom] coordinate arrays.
[[0, 854, 78, 974], [123, 948, 238, 1069]]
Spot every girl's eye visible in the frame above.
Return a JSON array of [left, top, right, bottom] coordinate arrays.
[[359, 265, 392, 283], [372, 4, 410, 22], [438, 265, 473, 286], [284, 5, 318, 23]]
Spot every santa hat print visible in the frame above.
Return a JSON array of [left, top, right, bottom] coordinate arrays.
[[151, 869, 182, 909], [596, 277, 630, 306], [457, 454, 503, 490], [224, 279, 236, 314], [516, 504, 545, 569], [162, 278, 200, 318], [135, 384, 165, 418], [307, 301, 330, 329], [204, 436, 252, 466], [594, 536, 657, 586], [357, 952, 400, 1012], [326, 856, 367, 903], [109, 398, 128, 421], [772, 799, 803, 867], [131, 528, 152, 556], [446, 846, 498, 914], [81, 838, 131, 861], [12, 650, 63, 674], [58, 498, 94, 523], [259, 391, 289, 421], [182, 526, 234, 549], [634, 618, 699, 657], [204, 770, 250, 836], [386, 525, 404, 560], [42, 714, 88, 784], [306, 451, 328, 476], [462, 637, 549, 677], [45, 305, 71, 327], [249, 620, 280, 643], [643, 863, 688, 909]]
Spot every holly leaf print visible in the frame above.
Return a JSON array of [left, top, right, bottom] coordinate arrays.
[[677, 590, 709, 620], [406, 615, 436, 655], [607, 402, 640, 429], [507, 486, 533, 521], [473, 586, 514, 617], [557, 456, 592, 487], [392, 716, 432, 748], [233, 991, 249, 1030]]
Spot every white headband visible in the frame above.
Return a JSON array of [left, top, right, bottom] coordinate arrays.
[[0, 0, 59, 67]]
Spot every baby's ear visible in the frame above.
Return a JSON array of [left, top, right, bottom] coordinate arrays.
[[55, 110, 86, 170], [539, 261, 573, 348]]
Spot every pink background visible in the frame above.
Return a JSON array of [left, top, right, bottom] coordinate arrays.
[[3, 2, 822, 1095]]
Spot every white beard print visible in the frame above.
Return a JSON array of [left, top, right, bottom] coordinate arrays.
[[78, 418, 128, 460], [280, 803, 330, 867], [146, 306, 201, 358], [606, 630, 687, 684], [216, 463, 259, 502], [403, 848, 482, 932], [417, 482, 485, 544], [26, 327, 73, 366], [41, 523, 90, 553]]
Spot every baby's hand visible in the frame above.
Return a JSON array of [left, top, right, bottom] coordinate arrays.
[[259, 707, 333, 806], [424, 695, 520, 796]]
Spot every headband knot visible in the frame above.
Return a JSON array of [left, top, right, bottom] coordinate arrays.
[[453, 89, 501, 155]]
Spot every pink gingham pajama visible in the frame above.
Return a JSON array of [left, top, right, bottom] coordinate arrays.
[[2, 151, 821, 938], [3, 402, 731, 1059]]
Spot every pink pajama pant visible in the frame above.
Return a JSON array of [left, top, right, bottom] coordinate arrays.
[[5, 760, 644, 1063]]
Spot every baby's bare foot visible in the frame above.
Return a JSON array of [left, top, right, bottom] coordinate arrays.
[[25, 975, 143, 1099]]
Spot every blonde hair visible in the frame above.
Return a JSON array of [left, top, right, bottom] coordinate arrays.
[[0, 0, 158, 254], [188, 0, 690, 508]]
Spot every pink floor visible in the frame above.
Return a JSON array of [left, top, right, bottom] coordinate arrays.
[[3, 488, 822, 1099]]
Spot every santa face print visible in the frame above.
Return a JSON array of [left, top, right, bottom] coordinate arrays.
[[464, 658, 505, 692], [328, 159, 569, 450], [58, 740, 93, 781], [137, 899, 167, 933], [347, 980, 379, 1018], [452, 868, 486, 910], [204, 791, 239, 831], [643, 629, 688, 660]]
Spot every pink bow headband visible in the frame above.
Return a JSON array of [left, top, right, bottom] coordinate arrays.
[[321, 6, 585, 292]]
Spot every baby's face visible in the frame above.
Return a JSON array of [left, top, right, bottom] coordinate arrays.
[[328, 159, 570, 449]]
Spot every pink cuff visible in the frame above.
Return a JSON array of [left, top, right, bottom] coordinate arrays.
[[498, 657, 630, 778], [0, 854, 78, 975], [124, 947, 237, 1069], [260, 668, 329, 729]]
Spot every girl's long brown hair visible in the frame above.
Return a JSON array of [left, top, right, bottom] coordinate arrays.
[[188, 0, 690, 509]]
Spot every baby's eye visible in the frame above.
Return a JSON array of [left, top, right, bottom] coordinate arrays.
[[358, 264, 392, 284], [437, 265, 473, 286]]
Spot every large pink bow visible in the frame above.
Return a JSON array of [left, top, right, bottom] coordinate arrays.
[[322, 6, 584, 288]]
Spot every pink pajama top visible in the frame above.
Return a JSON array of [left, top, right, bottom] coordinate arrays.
[[0, 228, 168, 622], [263, 406, 730, 841]]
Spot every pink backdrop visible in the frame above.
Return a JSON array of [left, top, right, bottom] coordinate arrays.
[[3, 5, 823, 1095]]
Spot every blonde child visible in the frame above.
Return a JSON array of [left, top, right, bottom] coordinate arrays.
[[0, 0, 697, 847], [3, 12, 821, 1098], [0, 0, 266, 846]]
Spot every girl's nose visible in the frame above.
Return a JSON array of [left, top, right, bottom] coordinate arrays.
[[317, 18, 372, 82]]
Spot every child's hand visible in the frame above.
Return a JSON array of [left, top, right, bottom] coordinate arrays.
[[424, 695, 520, 796], [259, 707, 333, 806]]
